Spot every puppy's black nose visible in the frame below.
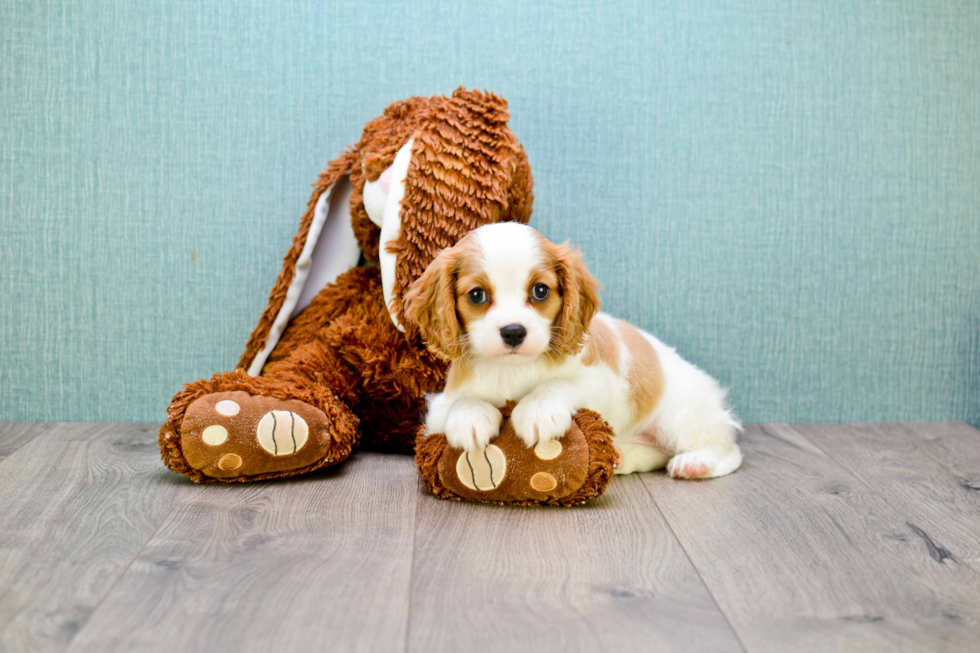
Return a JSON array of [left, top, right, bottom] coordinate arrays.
[[500, 324, 527, 347]]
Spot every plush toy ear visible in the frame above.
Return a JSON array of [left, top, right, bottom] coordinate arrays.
[[550, 242, 601, 357], [384, 89, 533, 327], [240, 151, 363, 376], [403, 246, 464, 361], [374, 139, 416, 332]]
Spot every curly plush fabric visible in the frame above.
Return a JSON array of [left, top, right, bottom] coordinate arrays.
[[159, 89, 535, 483], [238, 89, 533, 370]]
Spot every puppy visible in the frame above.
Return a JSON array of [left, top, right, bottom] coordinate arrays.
[[404, 223, 742, 479]]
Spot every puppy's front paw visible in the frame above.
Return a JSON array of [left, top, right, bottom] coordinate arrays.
[[424, 392, 453, 435], [512, 395, 573, 448], [444, 399, 503, 453]]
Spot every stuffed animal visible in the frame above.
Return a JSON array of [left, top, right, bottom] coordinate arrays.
[[159, 89, 534, 482], [158, 88, 615, 506], [416, 403, 618, 506]]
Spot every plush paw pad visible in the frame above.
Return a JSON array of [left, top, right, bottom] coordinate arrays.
[[424, 405, 617, 506], [180, 391, 340, 480]]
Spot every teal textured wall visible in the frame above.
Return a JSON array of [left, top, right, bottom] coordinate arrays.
[[2, 1, 978, 425]]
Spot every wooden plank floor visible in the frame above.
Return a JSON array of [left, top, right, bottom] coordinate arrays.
[[1, 422, 979, 652]]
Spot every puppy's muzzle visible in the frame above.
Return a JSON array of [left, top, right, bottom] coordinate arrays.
[[500, 324, 527, 348]]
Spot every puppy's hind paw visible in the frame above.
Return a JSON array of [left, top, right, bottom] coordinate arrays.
[[667, 446, 742, 480]]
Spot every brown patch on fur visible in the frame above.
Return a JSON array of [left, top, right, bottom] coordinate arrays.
[[526, 263, 563, 324], [616, 319, 665, 430], [453, 246, 494, 331], [540, 237, 601, 362], [402, 246, 465, 361], [404, 232, 514, 363], [582, 316, 621, 373], [443, 357, 473, 392]]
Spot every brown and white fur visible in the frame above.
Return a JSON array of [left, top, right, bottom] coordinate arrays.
[[405, 223, 742, 479]]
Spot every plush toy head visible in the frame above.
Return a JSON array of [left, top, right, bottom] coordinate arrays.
[[240, 89, 534, 375]]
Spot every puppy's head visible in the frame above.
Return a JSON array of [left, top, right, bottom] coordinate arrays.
[[404, 223, 600, 363]]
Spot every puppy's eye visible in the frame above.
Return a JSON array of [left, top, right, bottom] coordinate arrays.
[[531, 284, 550, 301], [467, 288, 488, 305]]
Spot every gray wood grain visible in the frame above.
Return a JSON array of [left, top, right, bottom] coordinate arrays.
[[7, 421, 980, 653], [408, 474, 744, 653], [784, 422, 980, 573], [64, 452, 419, 653], [901, 422, 980, 489], [0, 422, 186, 653], [643, 424, 980, 653], [0, 422, 53, 462]]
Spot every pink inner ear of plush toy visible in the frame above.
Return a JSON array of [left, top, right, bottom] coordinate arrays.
[[378, 166, 392, 193]]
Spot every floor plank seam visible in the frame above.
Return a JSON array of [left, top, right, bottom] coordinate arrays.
[[785, 424, 980, 582], [402, 477, 423, 653], [0, 422, 52, 464], [61, 495, 186, 653], [636, 476, 750, 653]]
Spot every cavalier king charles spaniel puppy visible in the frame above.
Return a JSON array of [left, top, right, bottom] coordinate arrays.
[[404, 223, 742, 479]]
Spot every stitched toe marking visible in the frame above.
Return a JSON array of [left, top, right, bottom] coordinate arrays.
[[201, 425, 228, 446], [456, 445, 507, 491], [215, 400, 240, 416], [256, 410, 309, 456], [534, 439, 563, 460], [218, 453, 242, 471], [530, 472, 558, 493]]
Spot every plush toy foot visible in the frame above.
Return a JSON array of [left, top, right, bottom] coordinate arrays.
[[416, 404, 617, 506], [161, 390, 356, 483]]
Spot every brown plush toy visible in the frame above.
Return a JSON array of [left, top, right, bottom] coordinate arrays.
[[416, 403, 618, 506], [158, 88, 615, 505]]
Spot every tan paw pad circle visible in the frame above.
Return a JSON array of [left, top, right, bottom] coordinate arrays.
[[534, 439, 563, 460], [530, 472, 558, 493], [215, 400, 240, 416], [201, 425, 228, 446], [218, 453, 242, 471], [456, 445, 507, 491], [256, 410, 309, 456]]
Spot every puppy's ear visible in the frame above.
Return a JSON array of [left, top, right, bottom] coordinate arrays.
[[403, 247, 463, 361], [551, 242, 601, 355]]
